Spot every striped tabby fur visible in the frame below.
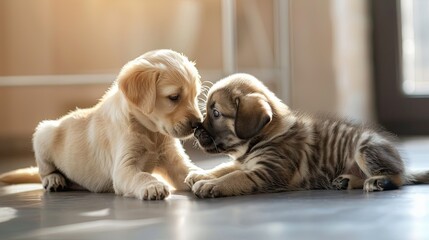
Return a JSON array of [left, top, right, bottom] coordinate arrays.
[[185, 73, 429, 198]]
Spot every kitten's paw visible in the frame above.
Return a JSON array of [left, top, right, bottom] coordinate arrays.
[[192, 179, 225, 198], [137, 181, 170, 200], [332, 175, 350, 190], [42, 173, 67, 192], [364, 176, 399, 192], [185, 170, 216, 188]]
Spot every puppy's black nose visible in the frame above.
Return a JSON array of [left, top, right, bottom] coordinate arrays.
[[191, 121, 202, 129]]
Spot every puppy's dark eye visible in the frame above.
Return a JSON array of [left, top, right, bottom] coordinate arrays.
[[168, 94, 180, 101], [213, 109, 220, 118]]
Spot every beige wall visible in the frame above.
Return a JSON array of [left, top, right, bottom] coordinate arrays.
[[0, 0, 223, 75], [332, 0, 373, 121], [289, 0, 373, 120], [0, 0, 373, 157], [289, 0, 337, 113], [0, 0, 279, 156], [0, 85, 109, 155]]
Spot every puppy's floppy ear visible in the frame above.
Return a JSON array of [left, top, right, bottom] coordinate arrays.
[[235, 93, 272, 139], [118, 59, 160, 114]]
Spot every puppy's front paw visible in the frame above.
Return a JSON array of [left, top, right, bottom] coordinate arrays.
[[192, 179, 225, 198], [42, 173, 67, 191], [138, 181, 170, 200], [185, 170, 216, 188]]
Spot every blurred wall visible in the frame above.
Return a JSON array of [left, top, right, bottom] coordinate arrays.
[[0, 0, 223, 75], [0, 85, 109, 155], [0, 0, 373, 157], [289, 0, 337, 113], [289, 0, 373, 120], [0, 0, 278, 156]]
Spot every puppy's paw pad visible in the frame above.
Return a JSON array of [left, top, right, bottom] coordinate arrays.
[[185, 171, 215, 187], [42, 173, 66, 192], [140, 181, 170, 200], [332, 176, 350, 190]]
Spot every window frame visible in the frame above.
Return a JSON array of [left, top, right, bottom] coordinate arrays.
[[372, 0, 429, 135]]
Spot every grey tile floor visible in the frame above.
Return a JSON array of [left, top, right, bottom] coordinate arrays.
[[1, 138, 429, 240]]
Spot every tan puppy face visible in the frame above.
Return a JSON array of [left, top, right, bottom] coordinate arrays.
[[195, 74, 273, 154], [119, 49, 202, 139]]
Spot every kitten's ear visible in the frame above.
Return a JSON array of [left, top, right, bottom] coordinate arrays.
[[118, 59, 160, 114], [235, 93, 272, 139]]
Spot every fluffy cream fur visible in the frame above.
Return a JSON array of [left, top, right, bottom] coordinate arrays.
[[3, 50, 203, 200]]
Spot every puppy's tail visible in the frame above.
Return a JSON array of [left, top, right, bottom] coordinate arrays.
[[404, 170, 429, 185], [0, 167, 41, 184]]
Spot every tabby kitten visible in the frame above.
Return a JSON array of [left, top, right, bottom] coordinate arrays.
[[185, 73, 429, 198]]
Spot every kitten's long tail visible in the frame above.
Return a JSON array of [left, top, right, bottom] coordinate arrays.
[[404, 170, 429, 185], [0, 167, 41, 184]]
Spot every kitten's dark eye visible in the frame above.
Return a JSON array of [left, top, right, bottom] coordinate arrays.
[[213, 109, 220, 118], [168, 94, 180, 101]]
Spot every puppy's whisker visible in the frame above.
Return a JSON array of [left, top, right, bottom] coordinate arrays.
[[201, 89, 210, 94], [192, 139, 201, 149], [202, 81, 213, 87], [199, 96, 208, 101], [198, 108, 206, 115]]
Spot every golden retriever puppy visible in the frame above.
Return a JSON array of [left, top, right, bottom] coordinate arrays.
[[186, 73, 429, 198], [31, 49, 202, 200]]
